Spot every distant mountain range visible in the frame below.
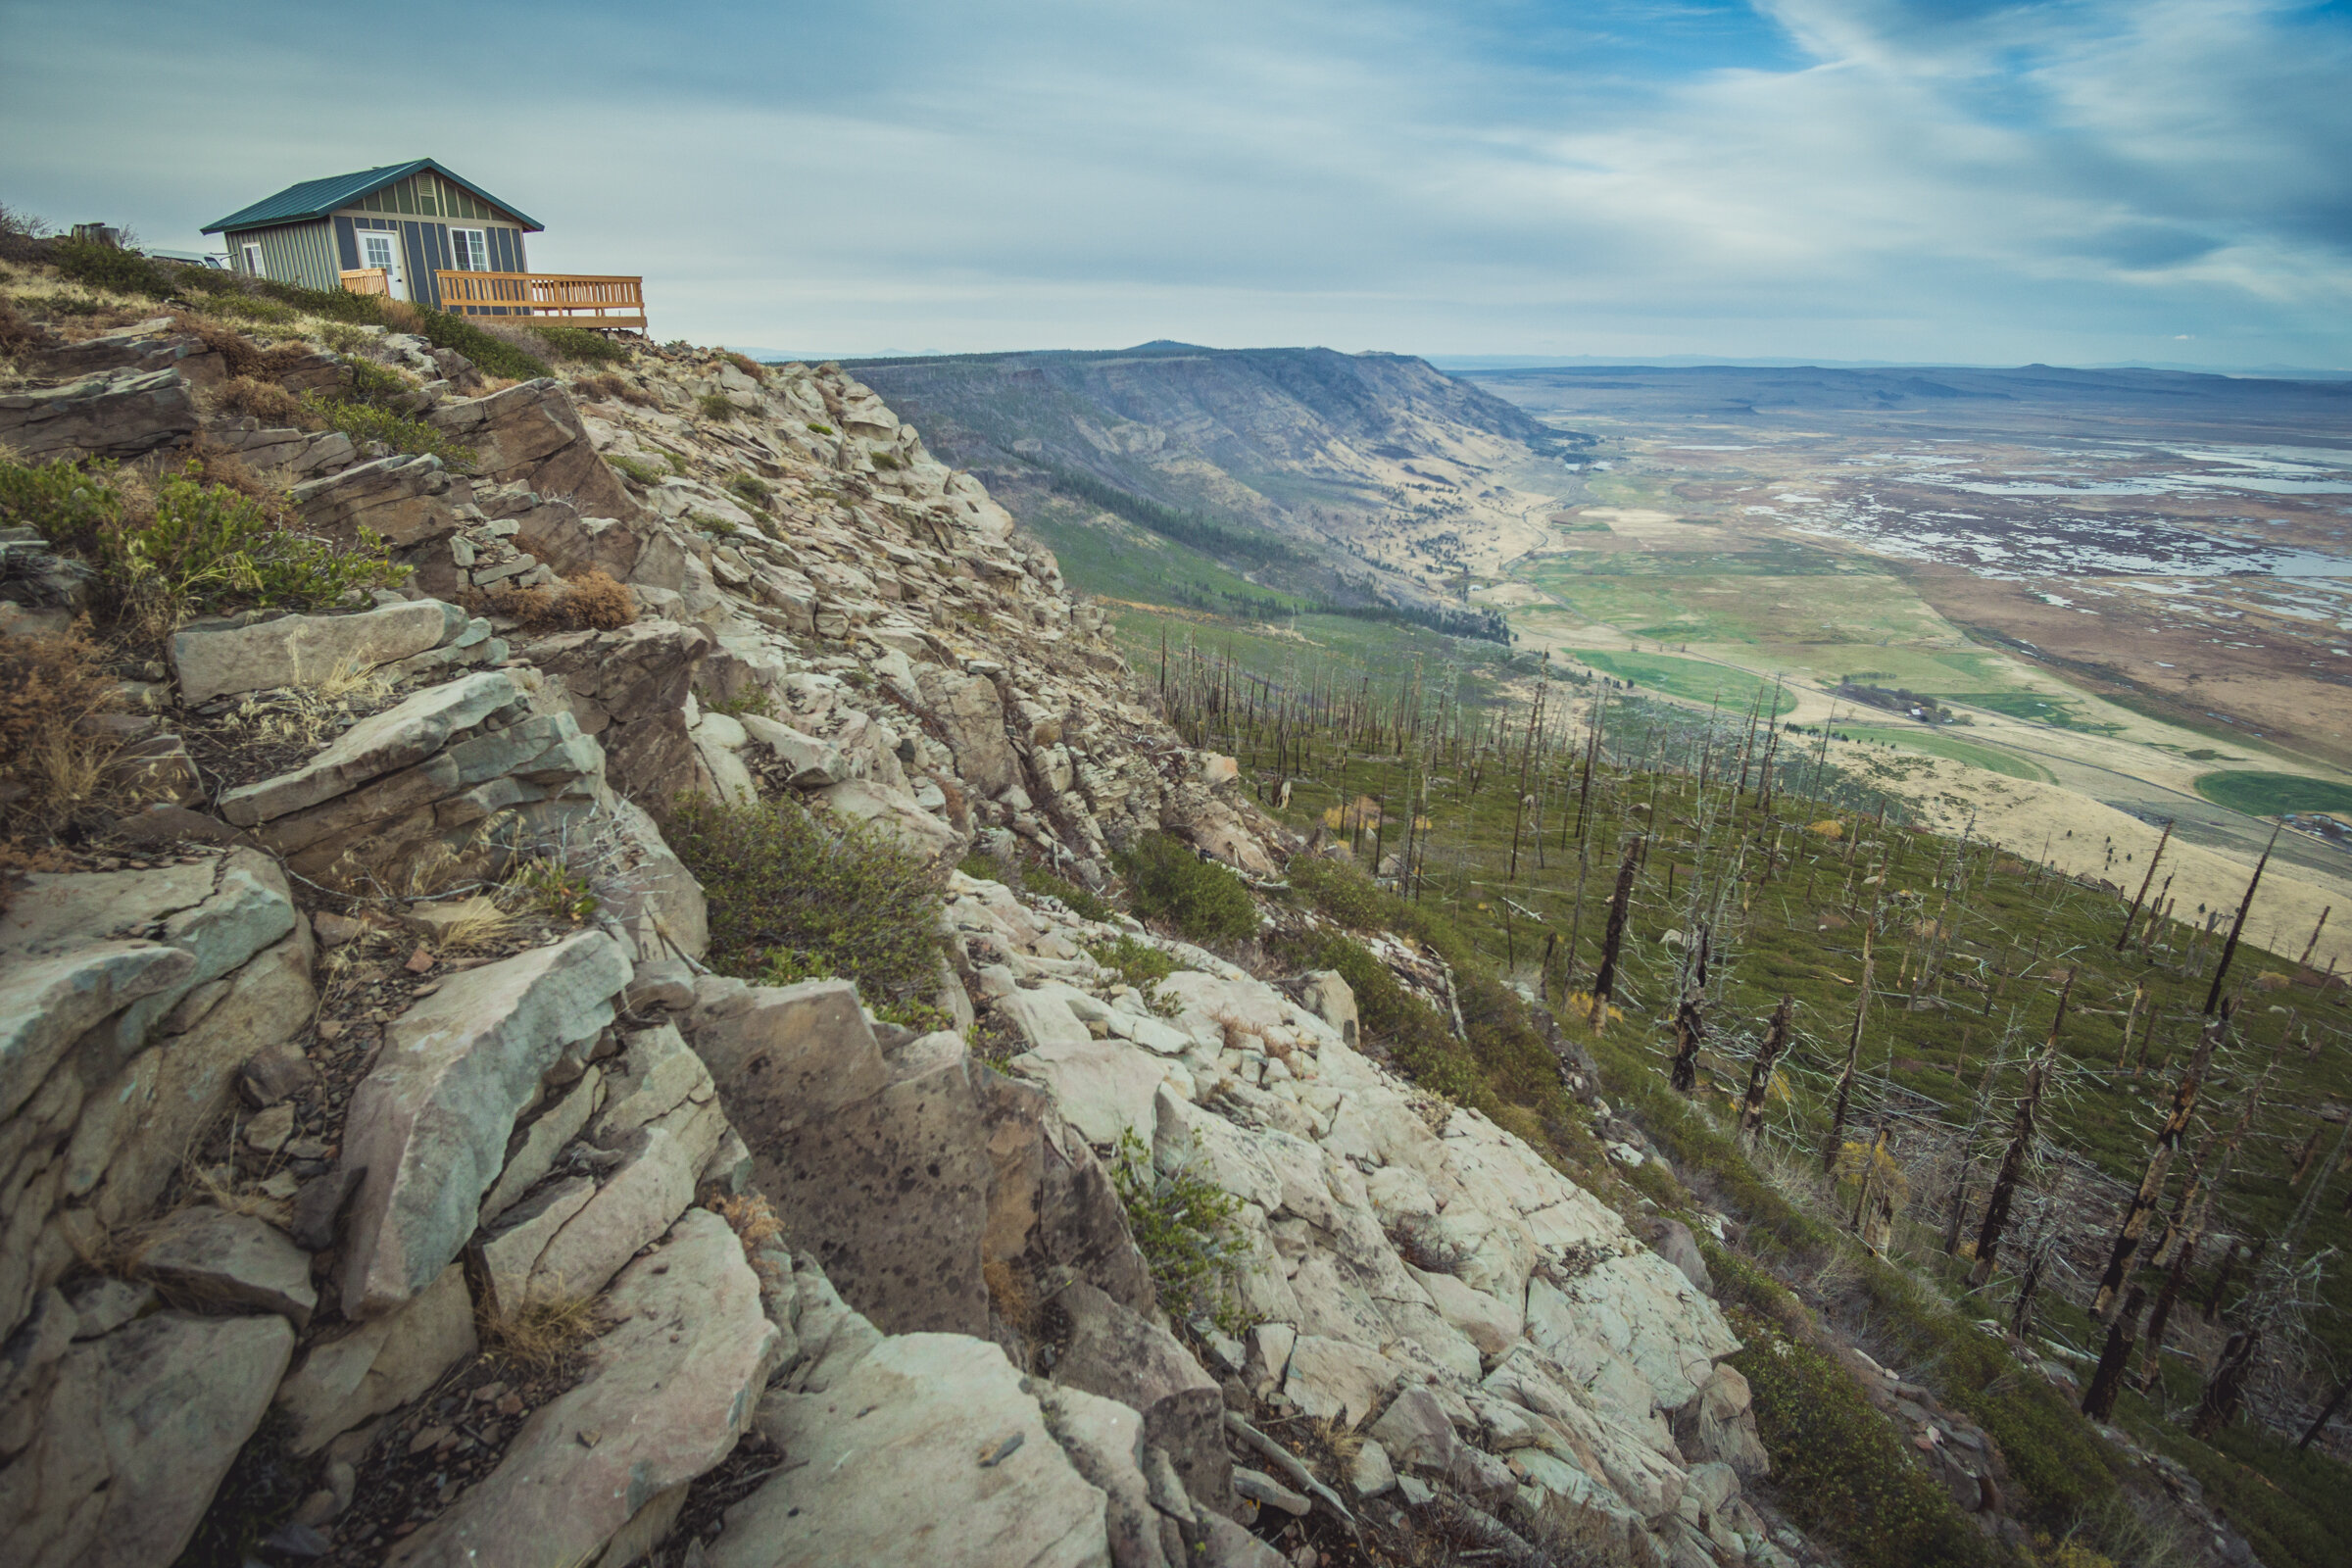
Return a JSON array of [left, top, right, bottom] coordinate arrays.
[[1428, 354, 2352, 379]]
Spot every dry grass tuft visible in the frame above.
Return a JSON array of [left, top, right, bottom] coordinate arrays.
[[0, 627, 129, 833], [172, 317, 318, 380], [983, 1255, 1035, 1335], [571, 370, 654, 408], [479, 1295, 603, 1374], [425, 894, 516, 952], [708, 1191, 784, 1253], [210, 374, 317, 428], [477, 568, 637, 633]]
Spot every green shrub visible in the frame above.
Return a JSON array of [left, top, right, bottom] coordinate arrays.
[[1115, 832, 1256, 942], [0, 453, 122, 553], [506, 857, 598, 921], [1281, 926, 1487, 1106], [1111, 1128, 1246, 1332], [722, 473, 775, 514], [808, 421, 835, 435], [1729, 1309, 1993, 1568], [667, 791, 948, 1030], [526, 322, 626, 365], [3, 457, 396, 636], [606, 453, 662, 485], [300, 392, 471, 467], [201, 291, 296, 323], [1087, 934, 1180, 991], [697, 392, 737, 422], [51, 240, 172, 298], [722, 351, 766, 382], [250, 277, 389, 325], [402, 306, 550, 380], [700, 686, 775, 719], [870, 451, 902, 471], [1020, 860, 1116, 923], [689, 513, 737, 537]]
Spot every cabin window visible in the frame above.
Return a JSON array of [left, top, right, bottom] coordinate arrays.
[[241, 243, 264, 278], [452, 228, 490, 271]]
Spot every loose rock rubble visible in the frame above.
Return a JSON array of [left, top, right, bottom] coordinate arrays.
[[0, 312, 1796, 1567]]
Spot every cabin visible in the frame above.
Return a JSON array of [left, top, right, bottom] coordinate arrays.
[[202, 159, 646, 333]]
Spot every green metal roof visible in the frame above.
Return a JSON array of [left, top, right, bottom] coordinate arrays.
[[203, 159, 543, 235]]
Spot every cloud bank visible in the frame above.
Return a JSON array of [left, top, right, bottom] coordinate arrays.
[[3, 0, 2346, 366]]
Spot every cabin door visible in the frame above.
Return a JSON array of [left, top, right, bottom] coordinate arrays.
[[359, 230, 407, 300]]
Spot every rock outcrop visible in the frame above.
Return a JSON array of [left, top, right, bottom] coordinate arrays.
[[0, 311, 1780, 1568]]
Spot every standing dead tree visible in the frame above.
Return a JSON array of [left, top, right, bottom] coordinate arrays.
[[1670, 923, 1711, 1093], [2082, 1284, 2148, 1421], [2118, 819, 2173, 952], [1587, 836, 1642, 1035], [2203, 823, 2281, 1015], [1970, 970, 2077, 1289], [1820, 921, 1877, 1171], [2090, 1002, 2233, 1320], [1738, 996, 1795, 1152]]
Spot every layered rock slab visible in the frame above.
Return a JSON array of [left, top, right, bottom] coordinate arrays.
[[338, 929, 632, 1316]]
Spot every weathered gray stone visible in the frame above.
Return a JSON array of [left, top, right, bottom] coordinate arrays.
[[720, 1332, 1111, 1568], [1673, 1364, 1769, 1481], [737, 712, 845, 785], [337, 929, 632, 1316], [386, 1210, 778, 1568], [1282, 1335, 1401, 1428], [0, 1310, 294, 1568], [289, 453, 458, 549], [477, 1067, 603, 1222], [0, 944, 193, 1122], [429, 378, 638, 521], [136, 1205, 316, 1326], [218, 670, 519, 826], [814, 776, 962, 858], [274, 1263, 474, 1454], [1348, 1438, 1396, 1497], [1054, 1282, 1233, 1519], [169, 600, 463, 703], [915, 663, 1019, 797], [688, 975, 885, 1111], [1008, 1036, 1167, 1148], [0, 367, 197, 460], [527, 619, 709, 806], [1050, 1384, 1175, 1568], [1650, 1219, 1713, 1298], [1232, 1467, 1308, 1516]]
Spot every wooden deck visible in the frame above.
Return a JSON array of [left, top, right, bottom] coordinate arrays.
[[432, 270, 648, 333]]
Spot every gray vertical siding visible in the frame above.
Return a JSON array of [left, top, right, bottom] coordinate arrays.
[[230, 221, 337, 291]]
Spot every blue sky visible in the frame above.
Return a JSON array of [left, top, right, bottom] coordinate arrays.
[[4, 0, 2348, 367]]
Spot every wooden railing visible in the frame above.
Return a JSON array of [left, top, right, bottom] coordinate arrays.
[[433, 270, 648, 333], [339, 268, 391, 297]]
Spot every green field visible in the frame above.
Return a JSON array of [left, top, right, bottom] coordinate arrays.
[[2192, 769, 2352, 817], [1021, 498, 1313, 618], [1572, 649, 1798, 716], [1944, 690, 2123, 735], [1837, 724, 2054, 781]]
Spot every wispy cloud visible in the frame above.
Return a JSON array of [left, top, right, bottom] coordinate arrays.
[[2, 0, 2344, 365]]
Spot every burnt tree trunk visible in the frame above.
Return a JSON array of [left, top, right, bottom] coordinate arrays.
[[1820, 922, 1876, 1171], [1970, 972, 2076, 1289], [2203, 824, 2281, 1015], [2118, 820, 2173, 951], [2204, 1238, 2246, 1324], [1738, 996, 1795, 1152], [1670, 924, 1711, 1093], [2133, 1236, 2198, 1394], [2298, 1378, 2350, 1450], [1588, 837, 1642, 1035], [2010, 1232, 2052, 1338], [2189, 1329, 2260, 1440], [2092, 1003, 2231, 1319], [2082, 1285, 2148, 1421]]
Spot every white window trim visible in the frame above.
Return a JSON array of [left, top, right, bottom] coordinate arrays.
[[452, 227, 490, 271], [242, 243, 263, 278]]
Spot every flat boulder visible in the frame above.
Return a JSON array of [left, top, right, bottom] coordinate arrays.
[[1054, 1282, 1232, 1518], [136, 1204, 316, 1325], [0, 367, 197, 460], [218, 670, 520, 826], [0, 1309, 294, 1568], [386, 1210, 779, 1568], [429, 378, 637, 520], [337, 929, 632, 1316], [287, 454, 457, 548], [716, 1332, 1112, 1568], [169, 600, 463, 703]]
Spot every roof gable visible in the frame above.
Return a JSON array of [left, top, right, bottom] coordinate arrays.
[[204, 159, 542, 234]]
